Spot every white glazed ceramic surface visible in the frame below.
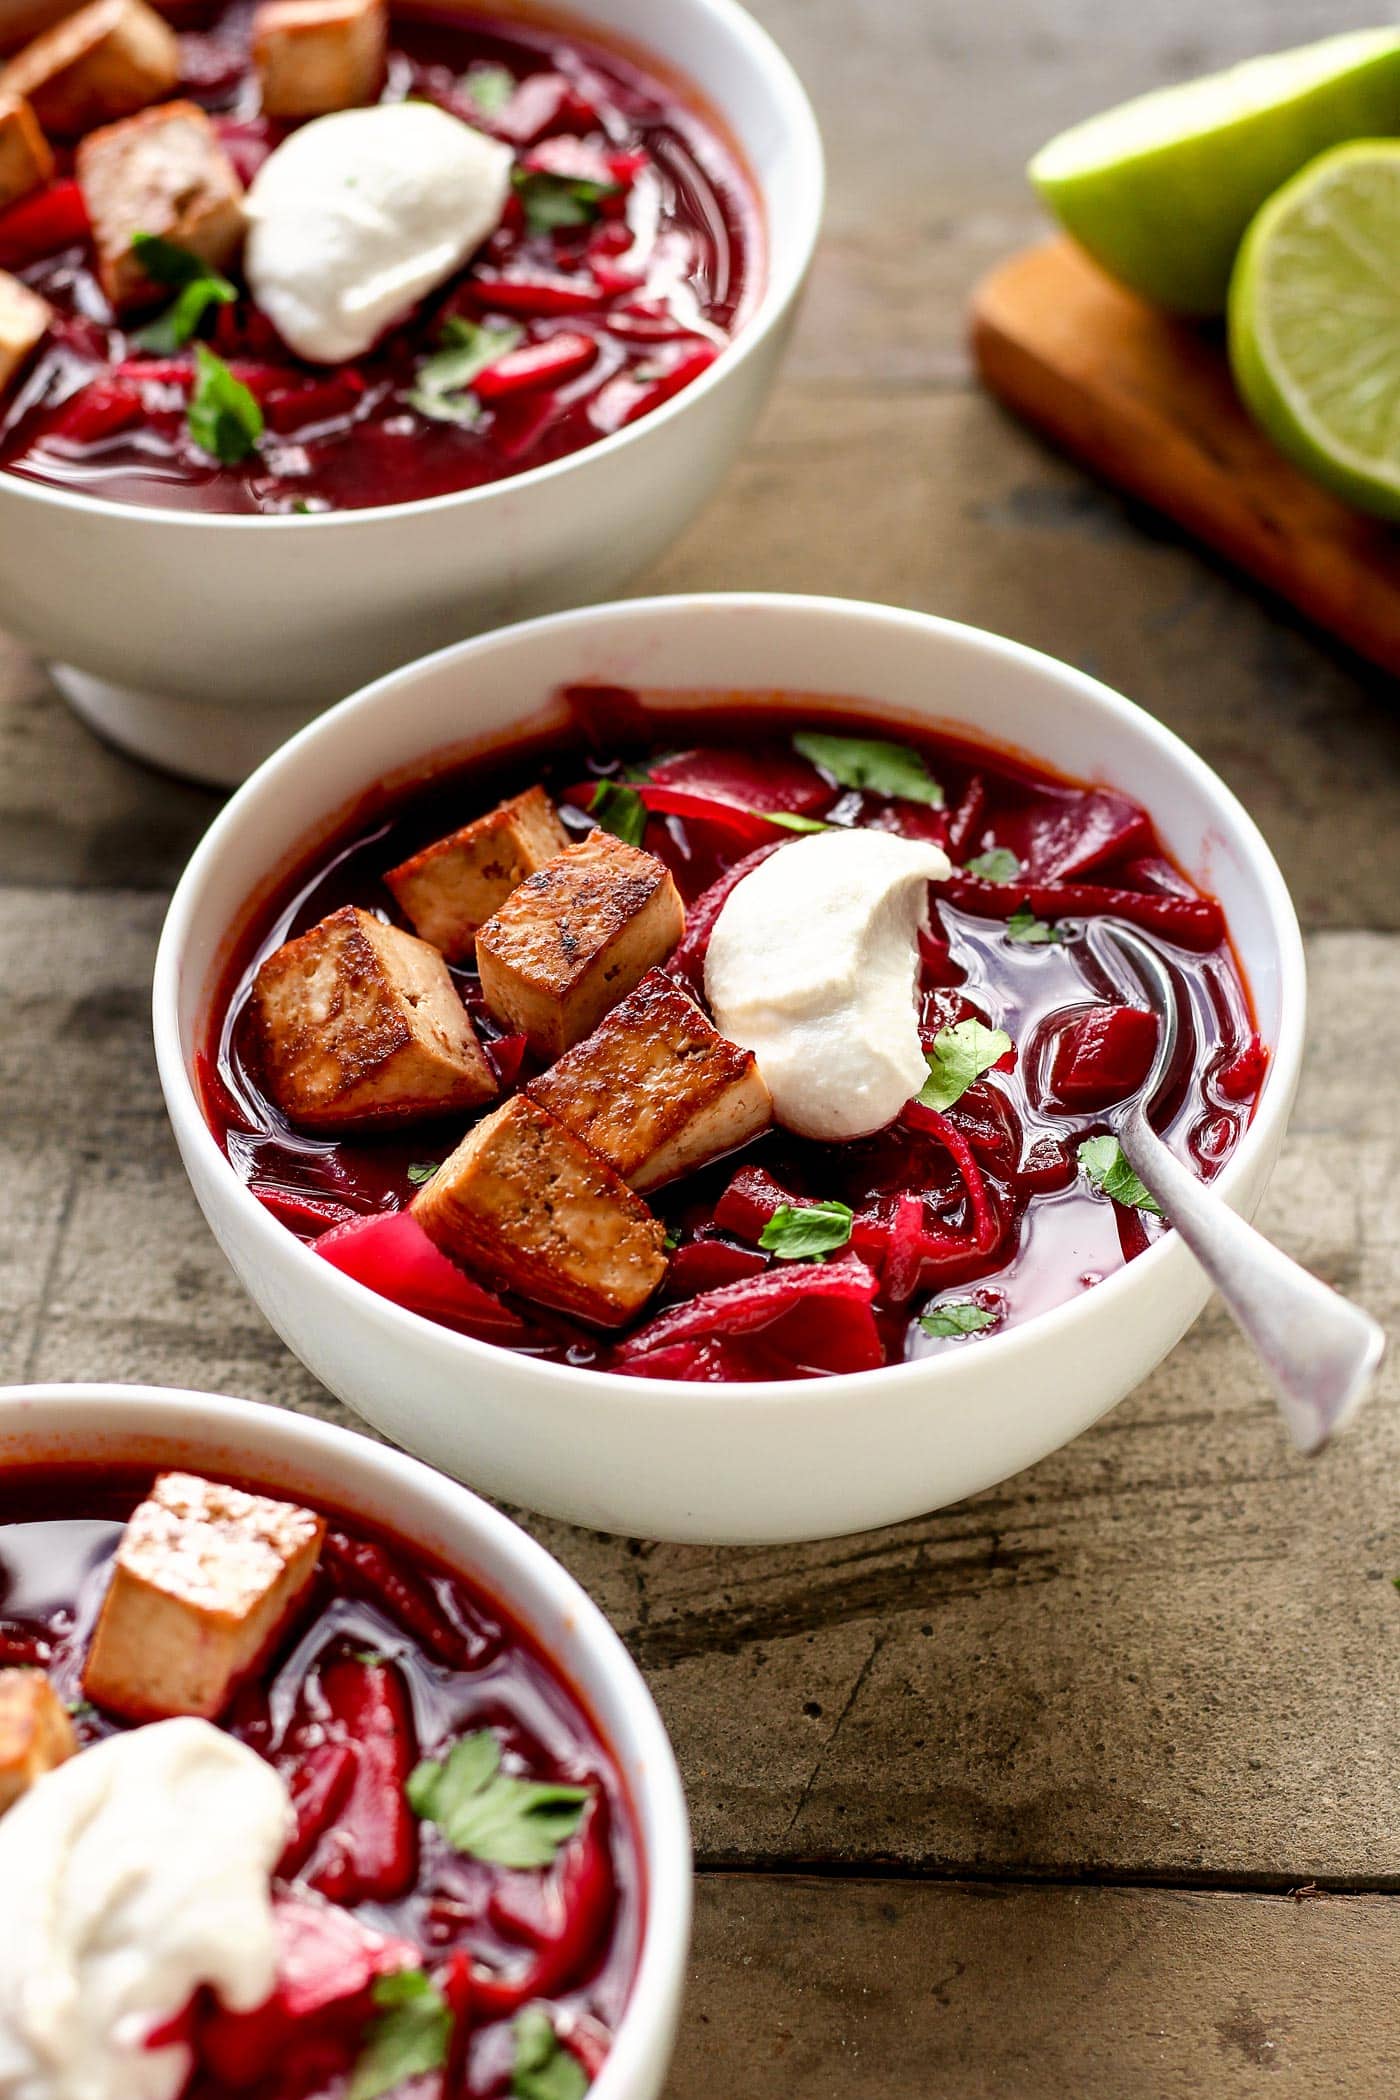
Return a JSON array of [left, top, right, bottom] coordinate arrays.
[[0, 1382, 691, 2100], [154, 595, 1307, 1544], [0, 0, 822, 784]]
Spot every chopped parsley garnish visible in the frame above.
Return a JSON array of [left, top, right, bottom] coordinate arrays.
[[762, 810, 831, 833], [463, 60, 515, 115], [348, 1970, 452, 2100], [919, 1301, 998, 1339], [350, 1648, 391, 1666], [406, 317, 521, 426], [919, 1019, 1011, 1112], [406, 1161, 440, 1185], [1005, 903, 1060, 945], [589, 779, 647, 848], [187, 344, 263, 464], [1077, 1135, 1162, 1216], [964, 846, 1020, 883], [407, 1730, 590, 1869], [131, 232, 237, 352], [792, 730, 943, 808], [512, 166, 618, 236], [759, 1200, 854, 1261], [512, 2007, 587, 2100]]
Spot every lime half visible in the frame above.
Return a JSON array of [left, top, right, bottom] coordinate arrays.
[[1229, 140, 1400, 521], [1031, 30, 1400, 314]]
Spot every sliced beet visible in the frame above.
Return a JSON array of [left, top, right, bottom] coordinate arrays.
[[314, 1208, 526, 1340], [1016, 788, 1152, 883], [662, 1239, 769, 1300], [1047, 1005, 1158, 1109], [649, 744, 833, 818], [614, 1253, 878, 1362], [304, 1659, 418, 1905]]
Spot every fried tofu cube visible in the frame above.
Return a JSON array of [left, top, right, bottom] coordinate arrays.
[[413, 1093, 667, 1326], [0, 267, 49, 396], [527, 967, 771, 1191], [476, 829, 686, 1059], [385, 787, 570, 967], [251, 0, 386, 119], [0, 92, 52, 212], [4, 0, 179, 136], [82, 1473, 325, 1722], [76, 100, 245, 311], [251, 905, 498, 1133], [0, 1669, 76, 1813]]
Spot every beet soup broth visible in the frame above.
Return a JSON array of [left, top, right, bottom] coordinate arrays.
[[201, 693, 1269, 1383], [0, 1, 760, 514], [0, 1464, 640, 2097]]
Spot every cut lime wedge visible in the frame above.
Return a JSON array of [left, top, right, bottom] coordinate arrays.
[[1229, 140, 1400, 521], [1030, 30, 1400, 314]]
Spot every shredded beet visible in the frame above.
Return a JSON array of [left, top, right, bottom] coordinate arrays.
[[935, 872, 1225, 951], [315, 1209, 526, 1341], [615, 1254, 879, 1363]]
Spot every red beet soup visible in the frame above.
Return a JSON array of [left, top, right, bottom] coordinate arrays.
[[0, 1463, 639, 2096], [203, 691, 1268, 1382], [0, 2, 759, 514]]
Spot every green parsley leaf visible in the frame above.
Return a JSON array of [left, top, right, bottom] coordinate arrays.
[[463, 60, 515, 115], [131, 234, 238, 352], [589, 779, 647, 849], [1077, 1135, 1162, 1217], [761, 810, 832, 833], [348, 1970, 452, 2100], [512, 2007, 587, 2100], [964, 846, 1020, 883], [65, 1697, 98, 1721], [512, 166, 618, 236], [187, 344, 263, 464], [407, 1731, 590, 1869], [350, 1648, 391, 1666], [406, 1161, 440, 1185], [759, 1200, 854, 1261], [919, 1019, 1011, 1113], [1005, 904, 1060, 946], [792, 730, 943, 808], [919, 1301, 999, 1339], [662, 1228, 680, 1253], [405, 317, 521, 425]]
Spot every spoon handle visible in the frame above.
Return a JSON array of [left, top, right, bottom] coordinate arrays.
[[1119, 1108, 1385, 1454]]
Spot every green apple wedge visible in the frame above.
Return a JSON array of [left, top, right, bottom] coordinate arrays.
[[1030, 30, 1400, 314], [1229, 139, 1400, 522]]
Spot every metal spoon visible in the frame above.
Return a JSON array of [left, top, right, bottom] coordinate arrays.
[[1088, 920, 1385, 1454]]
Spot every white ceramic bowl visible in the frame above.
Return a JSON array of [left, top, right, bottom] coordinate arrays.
[[0, 1381, 691, 2099], [155, 593, 1307, 1544], [0, 0, 822, 787]]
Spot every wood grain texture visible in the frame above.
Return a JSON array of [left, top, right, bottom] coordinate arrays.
[[971, 241, 1400, 679], [681, 1877, 1400, 2097]]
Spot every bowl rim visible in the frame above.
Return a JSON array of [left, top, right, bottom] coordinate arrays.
[[154, 590, 1309, 1408], [0, 0, 823, 535], [0, 1379, 692, 2098]]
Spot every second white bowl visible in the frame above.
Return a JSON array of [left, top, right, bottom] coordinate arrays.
[[154, 594, 1307, 1543]]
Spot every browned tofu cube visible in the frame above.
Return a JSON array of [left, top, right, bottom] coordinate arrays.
[[4, 0, 179, 136], [0, 1669, 76, 1813], [476, 829, 685, 1060], [0, 267, 49, 396], [0, 91, 52, 212], [251, 0, 386, 118], [386, 787, 570, 967], [82, 1472, 325, 1722], [414, 1093, 667, 1327], [251, 904, 498, 1133], [527, 968, 772, 1191], [77, 100, 245, 311]]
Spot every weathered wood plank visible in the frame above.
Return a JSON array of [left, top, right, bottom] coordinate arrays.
[[677, 1876, 1400, 2097], [3, 890, 1394, 1881]]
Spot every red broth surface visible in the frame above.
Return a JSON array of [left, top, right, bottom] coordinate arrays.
[[205, 695, 1267, 1381], [0, 1467, 639, 2097], [0, 1, 758, 513]]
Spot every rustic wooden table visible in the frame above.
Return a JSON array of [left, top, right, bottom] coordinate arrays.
[[4, 0, 1399, 2091]]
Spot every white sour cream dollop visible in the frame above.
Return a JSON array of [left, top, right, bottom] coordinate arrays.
[[0, 1718, 291, 2100], [245, 102, 514, 363], [705, 828, 952, 1140]]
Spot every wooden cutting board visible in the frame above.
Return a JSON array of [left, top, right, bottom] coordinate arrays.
[[970, 238, 1400, 679]]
